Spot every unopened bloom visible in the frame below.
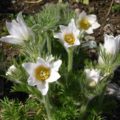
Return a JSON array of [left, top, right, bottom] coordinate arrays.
[[0, 12, 33, 44], [85, 68, 101, 87], [76, 11, 100, 34], [103, 34, 120, 55], [22, 57, 62, 95], [6, 65, 16, 76], [98, 34, 120, 64], [54, 19, 80, 49]]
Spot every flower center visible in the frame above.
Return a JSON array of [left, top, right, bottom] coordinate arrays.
[[64, 33, 75, 45], [79, 18, 91, 30], [35, 65, 50, 81]]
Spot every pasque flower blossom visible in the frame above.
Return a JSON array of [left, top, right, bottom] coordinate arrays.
[[99, 34, 120, 64], [54, 19, 80, 49], [76, 11, 100, 34], [85, 68, 101, 86], [22, 56, 62, 95], [0, 12, 33, 44]]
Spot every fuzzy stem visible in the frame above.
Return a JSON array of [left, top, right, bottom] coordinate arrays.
[[43, 95, 53, 120], [46, 33, 52, 54], [67, 48, 73, 72]]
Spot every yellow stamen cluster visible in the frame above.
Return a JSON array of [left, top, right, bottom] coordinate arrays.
[[64, 33, 75, 45], [35, 65, 50, 81], [79, 18, 91, 30]]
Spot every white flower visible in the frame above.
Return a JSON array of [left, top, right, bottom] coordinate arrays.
[[6, 65, 16, 76], [76, 11, 100, 34], [85, 68, 101, 87], [22, 57, 62, 95], [103, 34, 120, 55], [98, 34, 120, 64], [54, 19, 80, 49], [0, 12, 33, 44]]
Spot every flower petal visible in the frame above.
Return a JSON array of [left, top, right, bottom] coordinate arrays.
[[37, 57, 50, 67], [59, 25, 67, 31], [37, 82, 49, 95], [52, 60, 62, 71], [78, 11, 87, 19], [74, 38, 80, 46], [28, 76, 38, 86], [54, 33, 63, 39], [22, 63, 35, 75], [91, 22, 100, 29], [17, 12, 30, 39], [87, 15, 97, 24], [0, 35, 22, 44], [47, 70, 60, 83], [6, 21, 22, 38], [85, 28, 93, 34], [68, 19, 76, 30]]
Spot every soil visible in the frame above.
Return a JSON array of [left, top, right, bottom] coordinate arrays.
[[0, 0, 120, 120]]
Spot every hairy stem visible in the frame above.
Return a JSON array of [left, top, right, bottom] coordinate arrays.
[[67, 48, 73, 72], [43, 95, 53, 120]]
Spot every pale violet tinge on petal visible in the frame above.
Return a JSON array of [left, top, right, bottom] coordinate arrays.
[[28, 76, 38, 86]]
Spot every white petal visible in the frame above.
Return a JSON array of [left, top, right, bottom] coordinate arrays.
[[37, 57, 50, 67], [22, 63, 35, 75], [85, 28, 93, 34], [104, 34, 118, 54], [6, 21, 22, 38], [52, 60, 62, 71], [59, 25, 67, 31], [68, 19, 76, 30], [17, 12, 30, 39], [0, 35, 22, 44], [91, 22, 100, 29], [11, 20, 25, 38], [79, 11, 87, 19], [64, 42, 70, 48], [87, 15, 97, 24], [28, 76, 37, 86], [74, 39, 80, 46], [54, 33, 63, 39], [17, 12, 27, 31], [37, 82, 49, 95], [73, 29, 80, 37], [115, 35, 120, 49], [104, 34, 114, 41], [47, 70, 60, 83]]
